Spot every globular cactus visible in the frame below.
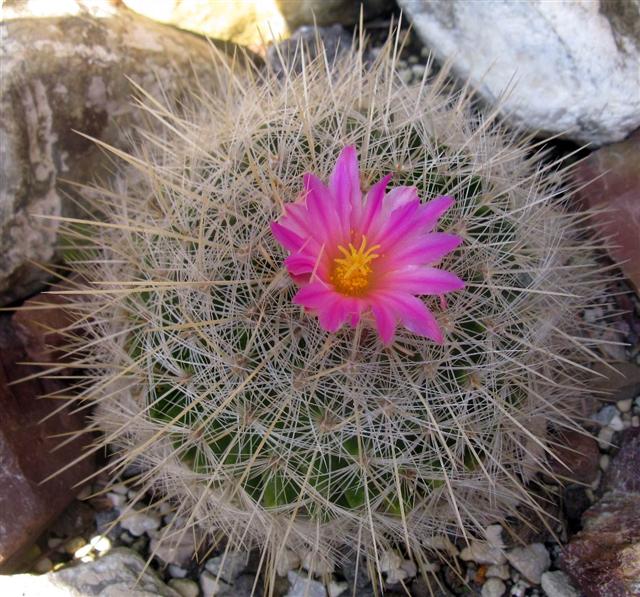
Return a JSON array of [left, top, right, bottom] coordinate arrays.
[[55, 33, 610, 587]]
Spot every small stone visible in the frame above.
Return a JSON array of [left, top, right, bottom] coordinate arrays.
[[609, 414, 624, 432], [408, 54, 418, 64], [486, 564, 510, 580], [47, 537, 63, 550], [64, 537, 87, 555], [107, 492, 127, 509], [200, 571, 229, 597], [168, 564, 187, 578], [599, 454, 610, 471], [74, 543, 94, 559], [399, 69, 413, 84], [301, 551, 334, 575], [593, 405, 618, 426], [597, 426, 614, 451], [276, 548, 301, 576], [120, 511, 161, 537], [149, 535, 194, 567], [328, 580, 348, 597], [32, 556, 53, 574], [510, 580, 529, 597], [618, 398, 633, 413], [286, 571, 327, 597], [111, 483, 128, 495], [506, 543, 550, 584], [379, 550, 403, 573], [89, 535, 111, 553], [119, 531, 134, 545], [632, 415, 639, 428], [204, 550, 248, 582], [540, 571, 580, 597], [460, 526, 506, 565], [481, 577, 506, 597], [411, 64, 426, 79], [169, 578, 199, 597]]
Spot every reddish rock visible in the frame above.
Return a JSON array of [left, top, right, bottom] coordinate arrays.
[[575, 129, 640, 293], [561, 429, 640, 596], [561, 492, 640, 597], [0, 314, 94, 572], [603, 428, 640, 495], [548, 429, 600, 484]]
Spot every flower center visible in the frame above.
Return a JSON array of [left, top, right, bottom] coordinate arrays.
[[330, 236, 381, 296]]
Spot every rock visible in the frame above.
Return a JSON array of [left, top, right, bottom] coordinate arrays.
[[286, 571, 327, 597], [460, 525, 507, 565], [276, 547, 301, 576], [0, 315, 94, 571], [0, 3, 248, 305], [169, 578, 200, 597], [328, 580, 348, 597], [200, 571, 230, 597], [204, 551, 248, 582], [119, 511, 161, 537], [123, 0, 288, 48], [575, 129, 640, 293], [33, 556, 54, 574], [276, 0, 389, 28], [0, 547, 180, 596], [548, 429, 600, 484], [485, 564, 509, 580], [602, 428, 640, 495], [506, 543, 550, 584], [561, 491, 640, 596], [398, 0, 640, 145], [149, 534, 195, 567], [540, 571, 581, 597], [481, 577, 506, 597]]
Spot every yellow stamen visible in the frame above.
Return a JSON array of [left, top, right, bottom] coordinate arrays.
[[330, 236, 380, 296]]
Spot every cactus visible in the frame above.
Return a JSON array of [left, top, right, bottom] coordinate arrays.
[[55, 34, 610, 586]]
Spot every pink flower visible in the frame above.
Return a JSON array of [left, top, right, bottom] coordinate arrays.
[[271, 146, 464, 345]]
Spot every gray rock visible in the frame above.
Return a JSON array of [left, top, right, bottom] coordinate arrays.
[[481, 577, 506, 597], [149, 534, 195, 567], [540, 571, 581, 597], [0, 547, 180, 596], [168, 579, 200, 597], [0, 2, 243, 305], [398, 0, 640, 145], [204, 551, 248, 583], [286, 571, 327, 597], [199, 572, 232, 597], [119, 511, 161, 537], [506, 543, 550, 584]]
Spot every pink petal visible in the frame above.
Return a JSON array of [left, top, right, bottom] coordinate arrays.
[[360, 173, 392, 235], [284, 253, 318, 276], [381, 233, 463, 270], [304, 173, 341, 245], [329, 146, 360, 232], [293, 282, 334, 310], [271, 221, 304, 251], [416, 195, 455, 232], [371, 302, 397, 345], [371, 198, 421, 248], [384, 186, 419, 213], [317, 296, 349, 332], [383, 267, 465, 295], [375, 292, 443, 343]]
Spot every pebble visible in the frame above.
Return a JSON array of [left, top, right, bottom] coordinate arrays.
[[47, 537, 63, 550], [168, 564, 188, 578], [301, 551, 334, 575], [460, 527, 506, 565], [64, 537, 87, 555], [328, 580, 348, 597], [597, 426, 615, 450], [32, 557, 53, 574], [107, 492, 127, 509], [111, 483, 128, 495], [379, 550, 402, 573], [599, 454, 610, 471], [149, 535, 194, 566], [169, 578, 200, 597], [617, 398, 633, 413], [204, 551, 247, 582], [609, 413, 624, 431], [286, 571, 327, 597], [276, 548, 301, 576], [411, 64, 426, 79], [89, 535, 111, 553], [506, 543, 550, 584], [632, 415, 639, 428], [592, 404, 617, 426], [74, 543, 94, 559], [486, 564, 510, 580], [510, 580, 529, 597], [540, 571, 581, 597], [200, 571, 230, 597], [119, 511, 161, 537], [482, 577, 506, 597]]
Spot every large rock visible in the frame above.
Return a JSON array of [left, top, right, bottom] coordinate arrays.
[[0, 314, 94, 571], [397, 0, 640, 145], [0, 548, 180, 596], [561, 429, 640, 596], [574, 129, 640, 294], [0, 3, 242, 306]]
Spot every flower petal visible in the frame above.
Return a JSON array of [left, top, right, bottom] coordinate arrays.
[[375, 292, 444, 344], [383, 267, 465, 295], [271, 221, 304, 252], [416, 195, 455, 232], [304, 173, 341, 245], [329, 146, 360, 232], [371, 302, 397, 345], [381, 233, 463, 270], [360, 173, 392, 235]]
